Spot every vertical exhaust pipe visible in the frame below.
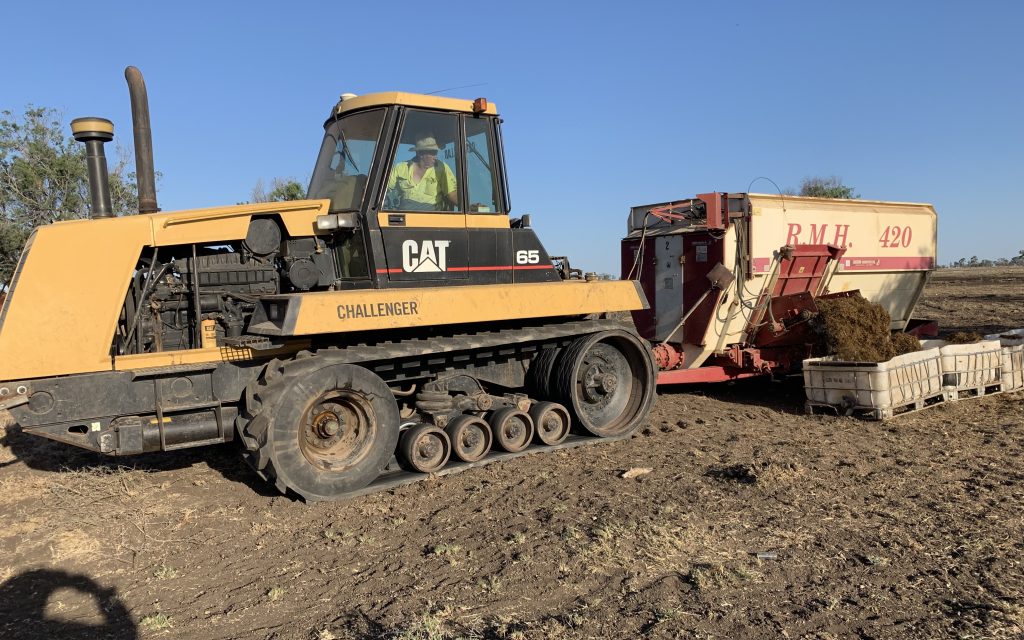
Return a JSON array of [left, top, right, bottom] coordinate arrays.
[[71, 118, 115, 218], [124, 66, 159, 214]]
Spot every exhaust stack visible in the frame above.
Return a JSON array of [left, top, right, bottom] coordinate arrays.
[[124, 66, 159, 214], [70, 117, 115, 218]]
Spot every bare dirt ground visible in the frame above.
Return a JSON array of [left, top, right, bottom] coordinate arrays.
[[0, 267, 1021, 639]]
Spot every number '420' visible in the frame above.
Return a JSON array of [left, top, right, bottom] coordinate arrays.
[[879, 225, 912, 248]]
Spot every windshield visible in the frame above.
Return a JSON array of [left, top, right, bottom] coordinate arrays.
[[307, 109, 385, 211]]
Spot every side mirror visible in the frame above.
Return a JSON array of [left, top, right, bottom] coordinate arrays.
[[512, 214, 532, 229]]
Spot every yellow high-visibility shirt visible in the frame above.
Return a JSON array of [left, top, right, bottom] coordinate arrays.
[[386, 160, 458, 211]]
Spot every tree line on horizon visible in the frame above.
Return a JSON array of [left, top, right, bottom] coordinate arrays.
[[941, 252, 1024, 268]]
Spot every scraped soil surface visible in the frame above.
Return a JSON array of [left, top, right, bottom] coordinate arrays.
[[1, 268, 1022, 639]]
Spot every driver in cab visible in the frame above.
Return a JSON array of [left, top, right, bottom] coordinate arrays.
[[386, 136, 458, 211]]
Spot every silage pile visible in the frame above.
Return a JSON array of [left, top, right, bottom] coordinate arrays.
[[944, 331, 983, 344], [811, 294, 921, 362]]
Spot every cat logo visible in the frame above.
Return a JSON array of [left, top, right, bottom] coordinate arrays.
[[402, 239, 451, 273]]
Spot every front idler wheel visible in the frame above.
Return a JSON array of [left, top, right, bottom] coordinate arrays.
[[239, 362, 399, 501], [444, 415, 492, 463], [529, 401, 571, 446], [488, 408, 534, 453], [398, 423, 451, 473]]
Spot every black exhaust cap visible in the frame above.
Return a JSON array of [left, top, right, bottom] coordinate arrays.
[[71, 117, 115, 218]]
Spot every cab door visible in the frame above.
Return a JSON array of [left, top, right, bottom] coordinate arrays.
[[380, 109, 468, 282], [464, 114, 511, 285]]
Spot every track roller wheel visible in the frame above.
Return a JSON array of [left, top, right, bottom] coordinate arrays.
[[238, 362, 399, 501], [554, 330, 656, 438], [488, 408, 534, 453], [398, 423, 451, 473], [529, 401, 571, 446], [444, 415, 492, 463]]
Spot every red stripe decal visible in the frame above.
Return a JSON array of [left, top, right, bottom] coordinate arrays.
[[751, 256, 934, 272], [376, 264, 553, 274], [839, 256, 934, 270]]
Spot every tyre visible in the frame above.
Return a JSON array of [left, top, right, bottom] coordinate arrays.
[[526, 346, 561, 399], [553, 330, 656, 438], [239, 361, 399, 501]]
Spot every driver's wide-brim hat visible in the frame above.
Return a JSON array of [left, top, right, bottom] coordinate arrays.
[[412, 137, 440, 152]]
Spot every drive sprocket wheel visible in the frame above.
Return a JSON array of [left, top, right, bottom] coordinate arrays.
[[553, 330, 656, 438]]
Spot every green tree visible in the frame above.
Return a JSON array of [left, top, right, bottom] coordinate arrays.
[[251, 177, 306, 203], [1, 106, 138, 286], [798, 176, 859, 199]]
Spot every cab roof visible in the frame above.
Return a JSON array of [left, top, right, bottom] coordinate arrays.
[[331, 91, 498, 118]]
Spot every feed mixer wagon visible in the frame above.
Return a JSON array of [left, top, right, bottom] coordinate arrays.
[[621, 192, 937, 384]]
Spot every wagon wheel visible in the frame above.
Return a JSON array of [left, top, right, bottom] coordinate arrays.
[[553, 330, 656, 438]]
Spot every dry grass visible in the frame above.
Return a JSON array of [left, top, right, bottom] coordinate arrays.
[[391, 605, 456, 640], [426, 542, 463, 566], [686, 562, 754, 592], [48, 529, 102, 562], [267, 586, 285, 601], [573, 513, 733, 580], [6, 465, 203, 565], [140, 612, 172, 631]]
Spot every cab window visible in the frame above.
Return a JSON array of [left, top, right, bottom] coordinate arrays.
[[465, 118, 499, 213], [307, 109, 384, 211], [384, 110, 462, 212]]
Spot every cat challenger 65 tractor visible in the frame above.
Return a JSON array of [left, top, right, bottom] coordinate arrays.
[[0, 68, 657, 500]]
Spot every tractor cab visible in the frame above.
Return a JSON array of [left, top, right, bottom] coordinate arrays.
[[306, 92, 558, 289]]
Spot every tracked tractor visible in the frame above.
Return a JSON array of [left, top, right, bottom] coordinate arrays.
[[0, 68, 657, 500]]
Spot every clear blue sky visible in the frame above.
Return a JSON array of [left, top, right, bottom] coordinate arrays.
[[4, 1, 1022, 272]]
